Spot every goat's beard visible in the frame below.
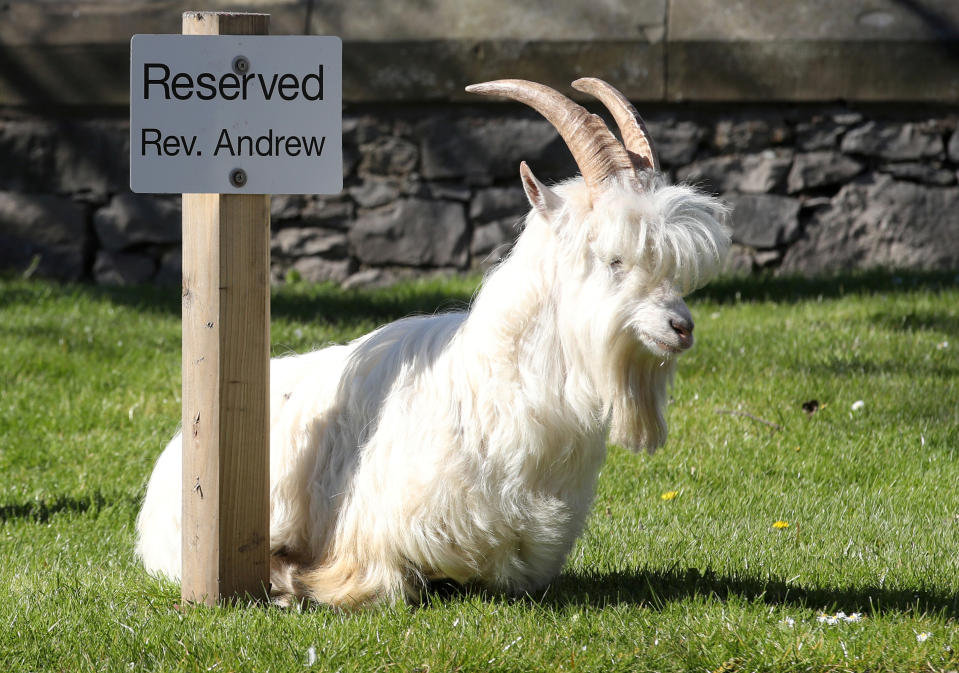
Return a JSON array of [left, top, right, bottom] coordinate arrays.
[[606, 338, 677, 454]]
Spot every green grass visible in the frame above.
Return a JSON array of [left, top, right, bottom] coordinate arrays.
[[1, 270, 958, 672]]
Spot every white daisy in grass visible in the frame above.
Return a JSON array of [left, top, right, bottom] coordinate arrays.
[[817, 611, 864, 625], [917, 631, 932, 643]]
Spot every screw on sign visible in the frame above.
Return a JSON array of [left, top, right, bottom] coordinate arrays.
[[229, 168, 248, 188], [232, 55, 250, 75]]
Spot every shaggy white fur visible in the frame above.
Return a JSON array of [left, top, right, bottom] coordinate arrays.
[[136, 167, 729, 609]]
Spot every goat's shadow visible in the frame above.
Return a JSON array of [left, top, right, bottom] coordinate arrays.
[[692, 269, 959, 305], [421, 567, 959, 618]]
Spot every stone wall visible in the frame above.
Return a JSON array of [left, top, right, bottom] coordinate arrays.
[[2, 0, 957, 284], [2, 103, 957, 286]]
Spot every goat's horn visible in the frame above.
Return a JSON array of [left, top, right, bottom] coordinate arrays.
[[465, 79, 634, 196], [571, 77, 659, 173]]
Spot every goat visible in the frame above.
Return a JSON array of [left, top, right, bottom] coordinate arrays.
[[136, 78, 730, 608]]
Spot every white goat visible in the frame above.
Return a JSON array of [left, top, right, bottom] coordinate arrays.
[[136, 78, 730, 608]]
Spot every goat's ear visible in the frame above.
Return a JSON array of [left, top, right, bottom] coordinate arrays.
[[520, 161, 562, 216]]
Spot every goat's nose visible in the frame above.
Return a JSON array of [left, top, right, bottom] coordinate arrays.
[[669, 317, 694, 345]]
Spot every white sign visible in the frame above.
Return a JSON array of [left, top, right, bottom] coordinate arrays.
[[130, 35, 342, 194]]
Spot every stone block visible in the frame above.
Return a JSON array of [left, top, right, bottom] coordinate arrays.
[[781, 174, 959, 273], [343, 146, 361, 176], [408, 182, 472, 202], [54, 120, 129, 198], [796, 118, 846, 151], [668, 0, 959, 102], [344, 41, 664, 104], [271, 195, 311, 222], [0, 121, 56, 192], [678, 151, 792, 195], [754, 249, 781, 268], [343, 116, 391, 146], [419, 116, 577, 181], [738, 151, 793, 194], [0, 2, 307, 106], [677, 156, 740, 193], [358, 136, 419, 176], [154, 248, 182, 286], [672, 40, 959, 102], [93, 250, 156, 286], [0, 191, 88, 280], [471, 218, 522, 267], [721, 244, 755, 276], [300, 198, 354, 231], [880, 163, 956, 186], [670, 0, 959, 42], [288, 257, 355, 284], [840, 122, 944, 160], [713, 117, 791, 153], [0, 118, 127, 199], [947, 129, 959, 162], [349, 179, 403, 209], [800, 196, 833, 212], [832, 112, 865, 126], [645, 120, 704, 167], [93, 194, 180, 251], [787, 151, 865, 193], [469, 187, 529, 223], [309, 0, 664, 41], [341, 268, 397, 290], [271, 227, 349, 259], [723, 193, 801, 249], [350, 198, 469, 267]]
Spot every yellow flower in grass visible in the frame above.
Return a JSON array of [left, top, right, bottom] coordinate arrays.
[[772, 520, 790, 529], [660, 490, 678, 501]]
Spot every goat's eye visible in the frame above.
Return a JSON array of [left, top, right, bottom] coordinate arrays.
[[610, 258, 623, 270]]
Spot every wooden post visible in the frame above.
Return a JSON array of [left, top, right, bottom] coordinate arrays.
[[181, 11, 271, 606]]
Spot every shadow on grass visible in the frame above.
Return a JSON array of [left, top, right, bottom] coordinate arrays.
[[0, 277, 477, 327], [423, 566, 959, 618], [867, 307, 959, 336], [528, 567, 959, 618], [691, 269, 959, 305], [796, 355, 959, 379], [269, 282, 475, 326], [0, 491, 140, 524]]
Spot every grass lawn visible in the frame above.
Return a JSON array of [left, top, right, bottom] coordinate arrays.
[[1, 270, 957, 672]]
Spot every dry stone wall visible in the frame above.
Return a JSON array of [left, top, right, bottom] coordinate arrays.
[[1, 104, 957, 286]]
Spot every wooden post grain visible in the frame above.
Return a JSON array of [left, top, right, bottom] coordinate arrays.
[[181, 11, 271, 605]]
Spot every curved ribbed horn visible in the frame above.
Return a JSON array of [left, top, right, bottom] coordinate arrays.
[[571, 77, 659, 173], [465, 79, 634, 196]]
